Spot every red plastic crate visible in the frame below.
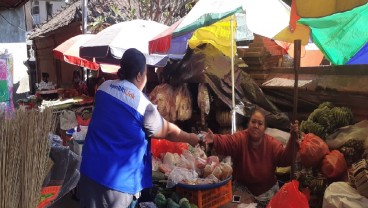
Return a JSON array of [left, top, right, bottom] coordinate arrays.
[[176, 179, 232, 208]]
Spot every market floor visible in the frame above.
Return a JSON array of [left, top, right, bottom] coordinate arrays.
[[50, 192, 79, 208]]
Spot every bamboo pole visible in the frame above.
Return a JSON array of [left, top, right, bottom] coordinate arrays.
[[230, 15, 236, 134], [290, 39, 301, 180]]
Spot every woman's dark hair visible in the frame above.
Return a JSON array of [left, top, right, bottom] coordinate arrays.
[[73, 70, 81, 79], [117, 48, 146, 81]]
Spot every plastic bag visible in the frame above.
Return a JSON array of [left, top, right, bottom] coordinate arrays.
[[149, 83, 176, 121], [266, 180, 309, 208], [300, 133, 330, 168], [59, 110, 78, 130], [166, 167, 198, 188], [326, 120, 368, 149], [151, 139, 188, 158], [323, 182, 368, 208], [321, 150, 347, 180]]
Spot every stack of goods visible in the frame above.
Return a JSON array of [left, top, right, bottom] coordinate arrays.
[[349, 159, 368, 198], [151, 146, 233, 208], [338, 139, 365, 166], [149, 83, 193, 122], [237, 34, 285, 84], [297, 133, 348, 207], [300, 102, 354, 139]]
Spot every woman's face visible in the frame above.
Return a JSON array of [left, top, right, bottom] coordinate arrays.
[[248, 111, 266, 142]]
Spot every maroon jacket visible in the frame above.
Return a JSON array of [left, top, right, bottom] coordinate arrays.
[[213, 129, 296, 196]]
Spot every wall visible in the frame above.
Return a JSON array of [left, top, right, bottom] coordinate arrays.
[[0, 8, 26, 43], [34, 22, 81, 89], [29, 0, 66, 26]]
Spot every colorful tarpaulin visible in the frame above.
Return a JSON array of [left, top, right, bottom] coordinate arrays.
[[149, 0, 247, 58], [298, 3, 368, 65], [295, 0, 368, 18]]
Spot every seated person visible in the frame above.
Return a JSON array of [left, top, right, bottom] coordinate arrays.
[[202, 109, 299, 207], [36, 72, 56, 90], [72, 70, 88, 96]]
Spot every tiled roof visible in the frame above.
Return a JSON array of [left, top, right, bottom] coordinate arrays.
[[28, 1, 80, 39], [0, 0, 29, 10]]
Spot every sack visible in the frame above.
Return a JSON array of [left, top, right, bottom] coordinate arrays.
[[151, 138, 188, 158], [321, 150, 347, 180], [266, 180, 309, 208], [300, 133, 330, 168], [59, 110, 77, 130]]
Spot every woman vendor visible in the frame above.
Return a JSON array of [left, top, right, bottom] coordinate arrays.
[[202, 109, 299, 207], [72, 70, 88, 96]]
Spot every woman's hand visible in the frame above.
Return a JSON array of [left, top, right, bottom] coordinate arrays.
[[200, 129, 215, 144], [290, 120, 299, 133]]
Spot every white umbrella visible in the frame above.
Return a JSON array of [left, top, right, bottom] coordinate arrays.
[[80, 19, 169, 67]]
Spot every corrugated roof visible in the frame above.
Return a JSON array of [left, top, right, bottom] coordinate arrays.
[[28, 1, 80, 39]]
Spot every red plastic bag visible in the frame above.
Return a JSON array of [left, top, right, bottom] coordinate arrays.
[[151, 138, 188, 158], [300, 133, 330, 168], [266, 180, 309, 208], [321, 150, 347, 180]]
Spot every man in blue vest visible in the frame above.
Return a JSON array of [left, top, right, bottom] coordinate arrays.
[[79, 48, 200, 208]]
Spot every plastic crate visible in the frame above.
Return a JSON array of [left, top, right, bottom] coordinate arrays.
[[176, 179, 232, 208]]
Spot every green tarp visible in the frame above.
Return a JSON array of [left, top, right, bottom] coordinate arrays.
[[299, 3, 368, 65]]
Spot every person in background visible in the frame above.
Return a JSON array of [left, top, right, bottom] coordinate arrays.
[[36, 72, 55, 90], [79, 48, 201, 208], [202, 109, 299, 207], [72, 70, 88, 96]]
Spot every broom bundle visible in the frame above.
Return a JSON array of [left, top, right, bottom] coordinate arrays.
[[0, 109, 56, 208]]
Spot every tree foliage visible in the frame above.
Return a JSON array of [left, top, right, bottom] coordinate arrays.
[[86, 0, 197, 33]]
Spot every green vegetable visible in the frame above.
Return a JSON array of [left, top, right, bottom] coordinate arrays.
[[152, 171, 166, 181], [154, 193, 167, 208], [190, 204, 198, 208], [180, 201, 191, 208], [167, 198, 180, 208], [170, 192, 181, 203], [179, 198, 189, 206]]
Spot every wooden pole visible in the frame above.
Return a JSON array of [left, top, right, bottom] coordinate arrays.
[[291, 39, 301, 180]]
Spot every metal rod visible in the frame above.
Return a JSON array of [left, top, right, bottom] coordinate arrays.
[[82, 0, 88, 34], [231, 15, 236, 134], [291, 39, 301, 180]]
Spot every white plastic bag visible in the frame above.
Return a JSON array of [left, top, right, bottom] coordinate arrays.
[[166, 167, 198, 188], [323, 182, 368, 208]]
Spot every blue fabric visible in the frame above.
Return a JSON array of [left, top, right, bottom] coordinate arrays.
[[347, 42, 368, 65], [80, 80, 153, 194]]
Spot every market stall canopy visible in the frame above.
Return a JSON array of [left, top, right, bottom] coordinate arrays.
[[295, 0, 368, 17], [149, 0, 255, 58], [298, 3, 368, 65], [80, 19, 169, 67], [53, 34, 119, 73]]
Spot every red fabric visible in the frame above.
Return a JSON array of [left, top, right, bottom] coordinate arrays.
[[289, 0, 301, 32], [151, 138, 188, 158], [321, 150, 347, 180], [266, 180, 309, 208], [213, 130, 297, 196], [149, 18, 183, 54], [299, 133, 330, 168]]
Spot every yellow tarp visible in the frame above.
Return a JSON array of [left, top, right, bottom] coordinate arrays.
[[188, 15, 237, 58], [273, 23, 310, 45], [295, 0, 368, 17]]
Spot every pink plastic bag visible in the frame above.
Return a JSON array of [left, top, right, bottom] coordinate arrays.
[[266, 180, 309, 208]]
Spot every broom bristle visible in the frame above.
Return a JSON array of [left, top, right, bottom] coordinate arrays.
[[0, 109, 56, 208]]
